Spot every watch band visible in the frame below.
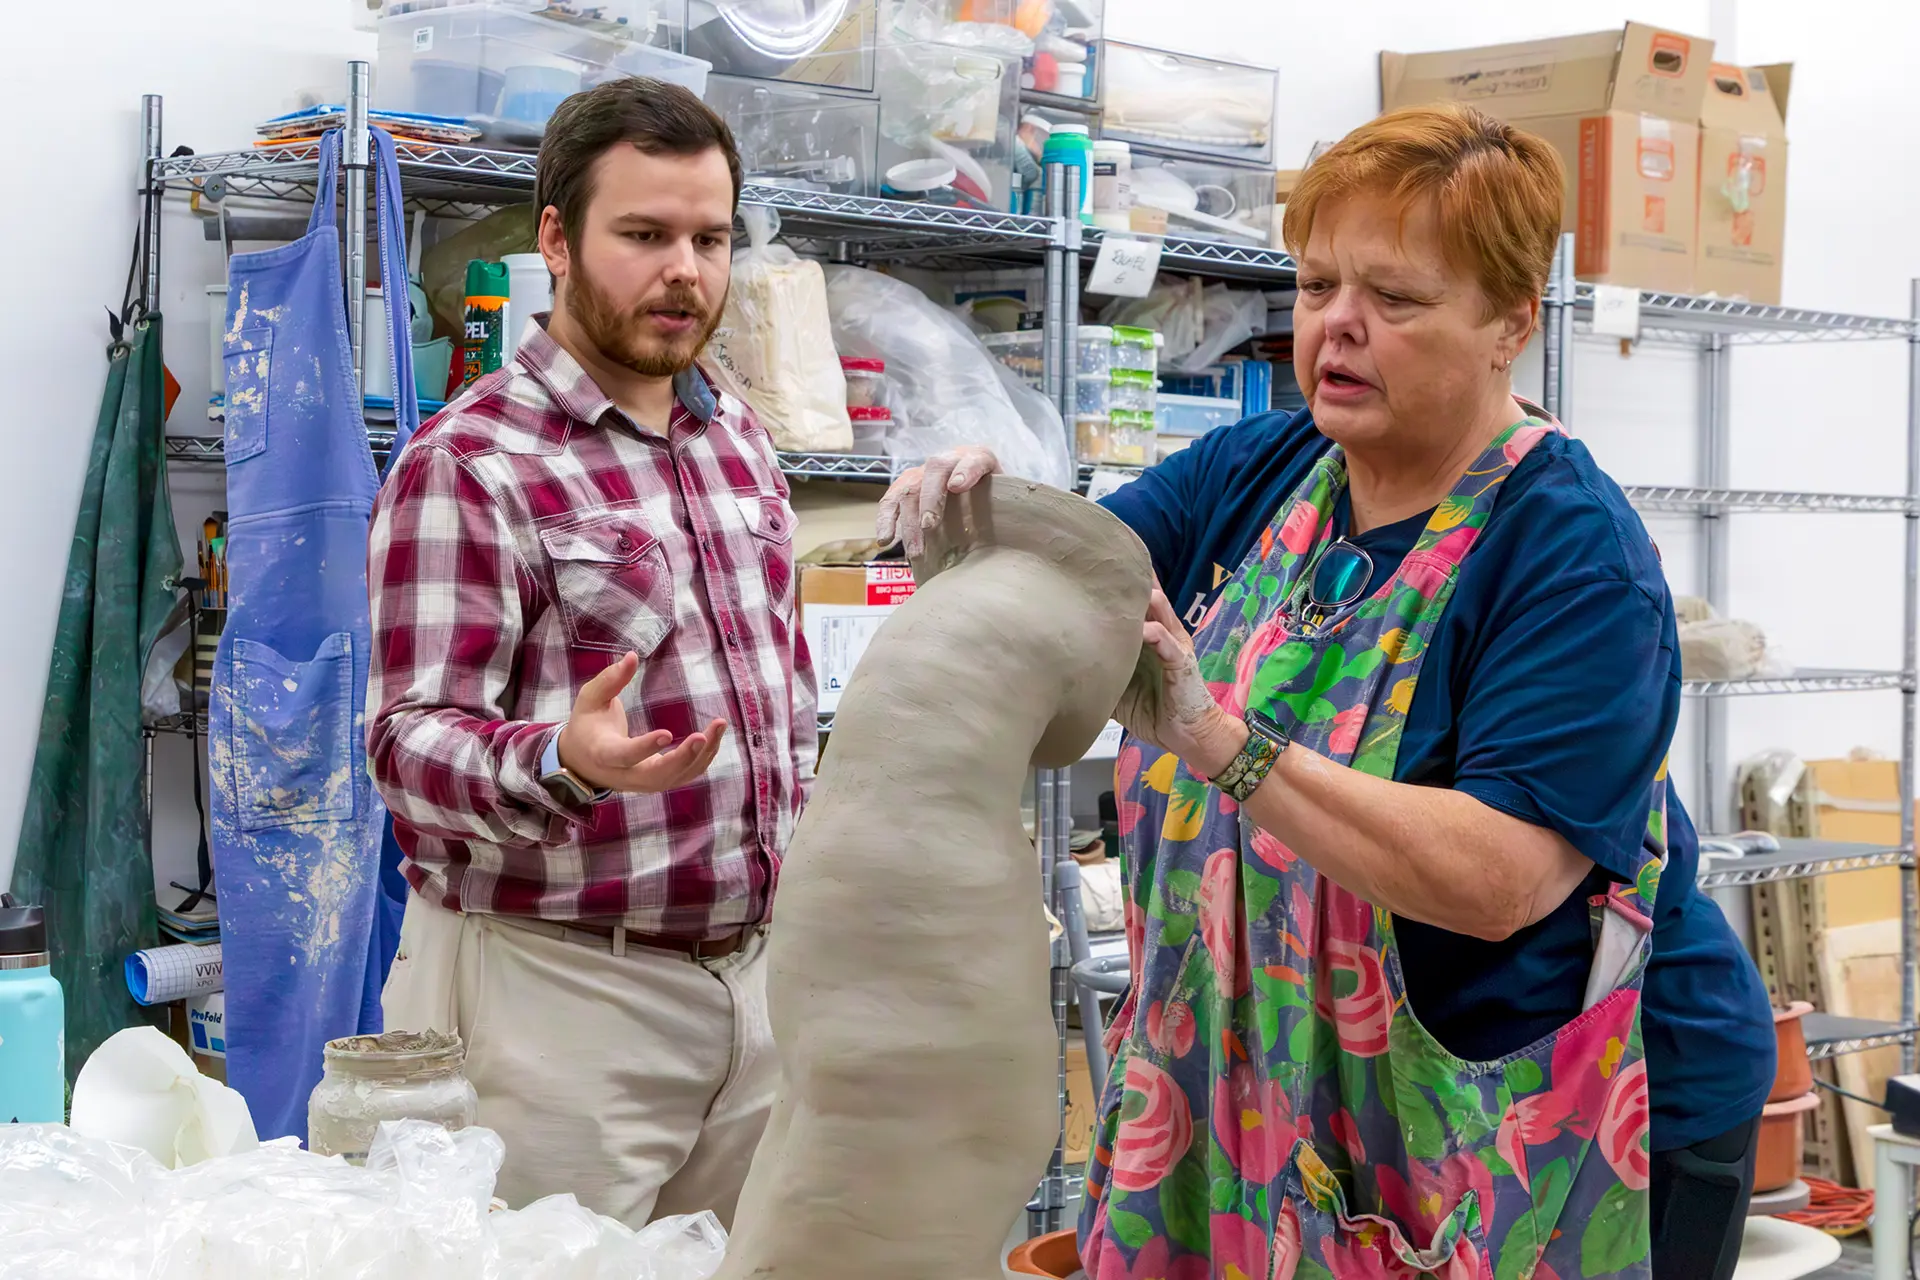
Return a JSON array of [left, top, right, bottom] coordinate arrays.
[[1214, 710, 1290, 803], [541, 727, 612, 806]]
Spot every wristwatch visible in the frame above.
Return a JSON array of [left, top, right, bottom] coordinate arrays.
[[1213, 709, 1291, 803], [540, 729, 612, 806]]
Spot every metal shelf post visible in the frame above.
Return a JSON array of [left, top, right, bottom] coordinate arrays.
[[1701, 333, 1732, 830], [344, 62, 372, 396], [1905, 278, 1920, 1068], [140, 95, 163, 316]]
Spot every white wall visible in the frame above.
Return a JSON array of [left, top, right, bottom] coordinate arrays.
[[4, 2, 1918, 890], [0, 2, 374, 891]]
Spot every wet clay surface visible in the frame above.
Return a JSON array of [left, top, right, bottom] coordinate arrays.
[[718, 477, 1153, 1278]]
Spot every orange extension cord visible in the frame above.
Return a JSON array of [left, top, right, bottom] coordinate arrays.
[[1780, 1176, 1876, 1236]]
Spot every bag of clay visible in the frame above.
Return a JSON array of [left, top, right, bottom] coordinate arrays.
[[823, 264, 1072, 489], [703, 207, 853, 453]]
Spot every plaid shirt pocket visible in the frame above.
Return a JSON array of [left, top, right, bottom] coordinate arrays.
[[540, 510, 676, 656]]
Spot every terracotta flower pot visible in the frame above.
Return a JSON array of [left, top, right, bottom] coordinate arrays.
[[1756, 1091, 1819, 1192], [1007, 1229, 1083, 1277], [1771, 1002, 1815, 1103]]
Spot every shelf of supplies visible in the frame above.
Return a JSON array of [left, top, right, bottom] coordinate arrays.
[[154, 142, 1058, 262], [1558, 282, 1915, 345], [171, 433, 900, 486], [1625, 486, 1915, 515], [1803, 1013, 1919, 1060], [1082, 227, 1295, 285], [1696, 840, 1914, 889], [1683, 670, 1908, 697]]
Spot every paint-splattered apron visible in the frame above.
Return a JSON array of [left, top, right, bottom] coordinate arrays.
[[1080, 417, 1666, 1279], [210, 129, 418, 1141]]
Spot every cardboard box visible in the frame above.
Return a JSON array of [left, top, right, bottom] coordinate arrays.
[[1381, 23, 1714, 293], [799, 562, 917, 715], [1696, 63, 1791, 304]]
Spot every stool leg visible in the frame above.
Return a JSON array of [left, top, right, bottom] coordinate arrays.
[[1875, 1142, 1913, 1280]]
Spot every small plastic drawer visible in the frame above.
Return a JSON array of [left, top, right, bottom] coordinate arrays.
[[1157, 392, 1242, 437], [705, 74, 879, 195], [1128, 155, 1277, 247], [877, 38, 1022, 211], [1077, 409, 1155, 465], [1078, 323, 1160, 375], [686, 0, 876, 92], [1097, 40, 1277, 165], [982, 330, 1047, 387]]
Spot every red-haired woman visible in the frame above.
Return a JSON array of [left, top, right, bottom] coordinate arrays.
[[880, 104, 1771, 1279]]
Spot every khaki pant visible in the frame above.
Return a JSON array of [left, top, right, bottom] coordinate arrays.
[[381, 892, 776, 1229]]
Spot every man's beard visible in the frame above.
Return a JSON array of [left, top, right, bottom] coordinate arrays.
[[568, 259, 724, 378]]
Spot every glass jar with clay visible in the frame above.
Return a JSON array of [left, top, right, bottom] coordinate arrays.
[[307, 1029, 479, 1165]]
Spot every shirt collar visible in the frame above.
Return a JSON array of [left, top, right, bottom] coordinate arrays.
[[517, 316, 717, 428]]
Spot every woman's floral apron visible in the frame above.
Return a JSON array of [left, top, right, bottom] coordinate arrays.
[[1080, 417, 1667, 1280]]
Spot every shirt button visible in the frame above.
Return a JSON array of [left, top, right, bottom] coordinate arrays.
[[725, 630, 739, 647], [751, 732, 763, 747], [615, 533, 633, 554], [701, 536, 714, 553]]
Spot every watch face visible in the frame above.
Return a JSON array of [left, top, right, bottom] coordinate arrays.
[[1247, 709, 1290, 746]]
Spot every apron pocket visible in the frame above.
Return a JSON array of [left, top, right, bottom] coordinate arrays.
[[229, 633, 357, 832], [223, 328, 273, 464], [542, 514, 675, 656]]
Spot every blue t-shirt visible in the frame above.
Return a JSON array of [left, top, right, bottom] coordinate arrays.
[[1100, 408, 1775, 1152]]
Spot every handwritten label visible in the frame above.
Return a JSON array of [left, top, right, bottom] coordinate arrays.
[[1087, 237, 1163, 298], [1083, 467, 1141, 502], [1589, 283, 1642, 340]]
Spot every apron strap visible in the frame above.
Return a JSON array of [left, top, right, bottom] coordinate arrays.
[[370, 128, 421, 470], [305, 130, 342, 238]]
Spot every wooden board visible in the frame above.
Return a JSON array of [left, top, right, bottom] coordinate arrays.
[[1816, 919, 1906, 1193]]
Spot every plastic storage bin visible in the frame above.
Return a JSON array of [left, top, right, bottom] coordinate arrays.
[[1097, 40, 1276, 164], [877, 38, 1021, 211], [1077, 408, 1154, 465], [706, 74, 879, 194], [1157, 392, 1241, 437], [983, 330, 1046, 387], [378, 1, 707, 141], [1128, 154, 1277, 246], [1076, 367, 1156, 415], [687, 0, 876, 92], [1078, 324, 1159, 375]]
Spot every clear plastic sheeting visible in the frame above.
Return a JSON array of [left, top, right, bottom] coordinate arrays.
[[0, 1120, 728, 1280], [823, 265, 1072, 489]]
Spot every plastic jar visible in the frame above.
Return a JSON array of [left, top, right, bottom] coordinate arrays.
[[849, 404, 894, 451], [1091, 140, 1133, 232], [308, 1029, 479, 1165], [841, 357, 887, 408]]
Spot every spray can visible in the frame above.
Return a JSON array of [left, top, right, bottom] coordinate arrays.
[[461, 260, 511, 387], [0, 894, 64, 1123]]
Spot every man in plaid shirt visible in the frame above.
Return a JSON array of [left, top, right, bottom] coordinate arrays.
[[368, 79, 814, 1229]]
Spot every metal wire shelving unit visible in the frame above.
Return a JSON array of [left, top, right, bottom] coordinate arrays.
[[144, 63, 1093, 1238], [1541, 235, 1920, 1069]]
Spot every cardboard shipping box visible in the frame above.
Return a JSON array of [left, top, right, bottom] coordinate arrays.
[[1697, 63, 1792, 304], [1381, 23, 1715, 293], [798, 561, 916, 716]]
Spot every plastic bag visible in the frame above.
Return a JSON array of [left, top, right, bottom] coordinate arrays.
[[823, 265, 1071, 489], [422, 206, 537, 340], [703, 208, 853, 453], [0, 1120, 728, 1280], [1099, 277, 1265, 372]]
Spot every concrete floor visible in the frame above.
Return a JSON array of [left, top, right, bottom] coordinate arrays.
[[1813, 1235, 1875, 1278]]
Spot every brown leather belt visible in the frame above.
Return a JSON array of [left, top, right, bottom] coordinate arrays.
[[491, 915, 756, 960]]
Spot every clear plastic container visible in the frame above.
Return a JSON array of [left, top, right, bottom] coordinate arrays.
[[1128, 154, 1278, 247], [1157, 392, 1242, 437], [877, 38, 1022, 211], [706, 74, 879, 194], [848, 403, 893, 452], [377, 2, 707, 139], [841, 356, 887, 407], [1097, 40, 1277, 164], [1077, 323, 1159, 376], [982, 330, 1046, 387], [1076, 408, 1154, 465], [687, 0, 876, 92], [1076, 367, 1157, 415], [307, 1030, 480, 1166]]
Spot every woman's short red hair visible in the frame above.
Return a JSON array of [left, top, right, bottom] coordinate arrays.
[[1281, 103, 1565, 320]]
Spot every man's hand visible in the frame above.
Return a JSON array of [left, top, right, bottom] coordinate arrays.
[[875, 447, 1003, 556], [557, 653, 727, 794]]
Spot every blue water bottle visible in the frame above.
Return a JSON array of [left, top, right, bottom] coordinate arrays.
[[0, 894, 64, 1123]]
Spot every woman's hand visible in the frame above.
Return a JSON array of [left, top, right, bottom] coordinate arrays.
[[875, 447, 1003, 556], [1115, 587, 1247, 778]]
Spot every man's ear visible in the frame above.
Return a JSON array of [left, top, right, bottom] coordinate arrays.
[[538, 206, 569, 282]]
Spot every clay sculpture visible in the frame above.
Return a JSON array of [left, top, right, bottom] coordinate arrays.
[[718, 476, 1153, 1278]]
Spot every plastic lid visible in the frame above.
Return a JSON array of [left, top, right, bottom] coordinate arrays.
[[840, 357, 885, 373], [885, 158, 957, 193], [848, 405, 893, 422], [1091, 140, 1131, 155], [1078, 324, 1114, 341], [1050, 123, 1092, 137], [0, 894, 47, 957]]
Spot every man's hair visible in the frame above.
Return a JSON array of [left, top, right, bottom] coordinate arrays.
[[535, 78, 744, 248]]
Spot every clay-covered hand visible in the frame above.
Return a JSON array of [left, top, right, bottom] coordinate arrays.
[[874, 447, 1004, 556], [1114, 587, 1246, 779], [557, 653, 728, 794]]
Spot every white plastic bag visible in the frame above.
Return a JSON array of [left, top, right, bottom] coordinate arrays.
[[1099, 277, 1265, 372], [704, 207, 853, 452], [824, 265, 1072, 489]]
